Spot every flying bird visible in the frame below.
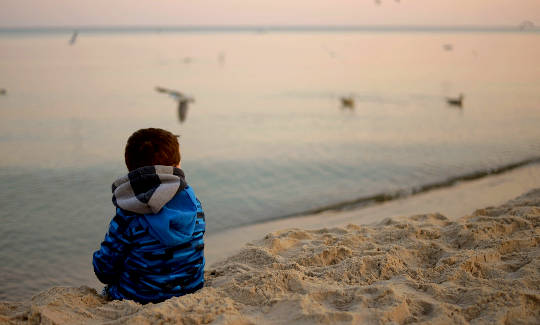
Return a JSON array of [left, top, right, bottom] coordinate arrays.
[[518, 20, 535, 31], [69, 31, 78, 45], [443, 44, 453, 51], [155, 87, 195, 123], [218, 51, 226, 66]]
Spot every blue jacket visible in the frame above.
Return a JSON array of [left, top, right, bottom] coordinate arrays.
[[93, 166, 205, 304]]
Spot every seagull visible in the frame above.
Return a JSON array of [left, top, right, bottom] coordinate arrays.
[[518, 20, 535, 31], [321, 44, 337, 59], [340, 96, 355, 109], [0, 88, 6, 95], [218, 51, 226, 66], [443, 44, 453, 51], [155, 87, 195, 123], [445, 93, 464, 107], [69, 31, 78, 45]]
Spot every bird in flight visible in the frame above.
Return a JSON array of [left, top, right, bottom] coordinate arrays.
[[155, 87, 195, 123], [69, 31, 78, 45]]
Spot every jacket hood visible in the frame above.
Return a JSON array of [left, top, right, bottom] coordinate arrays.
[[112, 165, 187, 215], [142, 186, 199, 246]]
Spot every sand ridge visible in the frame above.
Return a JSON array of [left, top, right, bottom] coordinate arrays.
[[1, 189, 539, 324]]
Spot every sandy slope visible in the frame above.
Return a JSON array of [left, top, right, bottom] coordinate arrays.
[[1, 189, 539, 324]]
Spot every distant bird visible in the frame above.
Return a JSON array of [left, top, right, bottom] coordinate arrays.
[[443, 44, 453, 51], [374, 0, 401, 5], [518, 20, 535, 31], [218, 51, 226, 66], [445, 94, 464, 107], [321, 44, 337, 59], [69, 31, 78, 45], [155, 86, 195, 123], [340, 96, 355, 109], [0, 88, 6, 95]]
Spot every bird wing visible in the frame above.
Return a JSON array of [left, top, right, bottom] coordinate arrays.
[[169, 90, 184, 98], [178, 100, 189, 122], [155, 86, 184, 98]]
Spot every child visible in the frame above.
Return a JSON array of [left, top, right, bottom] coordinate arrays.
[[93, 128, 205, 304]]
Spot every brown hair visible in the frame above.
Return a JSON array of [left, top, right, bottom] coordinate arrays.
[[124, 128, 180, 171]]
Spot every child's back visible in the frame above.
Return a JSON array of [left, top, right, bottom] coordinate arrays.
[[92, 129, 205, 304]]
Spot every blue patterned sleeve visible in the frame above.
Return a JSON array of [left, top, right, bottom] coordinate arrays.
[[92, 210, 131, 285]]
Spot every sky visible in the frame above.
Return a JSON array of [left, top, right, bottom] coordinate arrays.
[[0, 0, 539, 28]]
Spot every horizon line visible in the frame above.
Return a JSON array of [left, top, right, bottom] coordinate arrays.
[[1, 24, 539, 33]]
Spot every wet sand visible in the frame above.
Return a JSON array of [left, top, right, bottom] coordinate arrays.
[[206, 162, 540, 265]]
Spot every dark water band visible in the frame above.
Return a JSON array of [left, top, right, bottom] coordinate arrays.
[[227, 155, 540, 229]]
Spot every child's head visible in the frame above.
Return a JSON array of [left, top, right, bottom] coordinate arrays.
[[124, 128, 180, 171]]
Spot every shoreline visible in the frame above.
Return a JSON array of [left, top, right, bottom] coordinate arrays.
[[240, 157, 540, 229], [205, 161, 540, 266], [0, 161, 539, 304], [2, 186, 539, 324], [2, 25, 540, 35]]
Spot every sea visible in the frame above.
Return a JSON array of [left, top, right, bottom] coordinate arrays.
[[1, 26, 540, 301]]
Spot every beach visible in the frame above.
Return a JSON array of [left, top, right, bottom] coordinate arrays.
[[1, 182, 539, 324], [2, 30, 540, 301], [1, 26, 540, 323], [205, 162, 540, 265]]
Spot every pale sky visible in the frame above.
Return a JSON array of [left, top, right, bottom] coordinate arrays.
[[1, 0, 539, 27]]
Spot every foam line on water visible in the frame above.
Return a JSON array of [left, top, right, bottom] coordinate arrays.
[[226, 156, 540, 228]]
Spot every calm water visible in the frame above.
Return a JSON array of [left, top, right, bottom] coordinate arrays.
[[1, 30, 540, 300]]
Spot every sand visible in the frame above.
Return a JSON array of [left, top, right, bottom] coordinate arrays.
[[205, 162, 540, 265], [1, 188, 539, 324]]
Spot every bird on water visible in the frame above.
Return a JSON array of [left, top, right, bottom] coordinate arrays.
[[446, 93, 464, 107], [340, 96, 355, 109]]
